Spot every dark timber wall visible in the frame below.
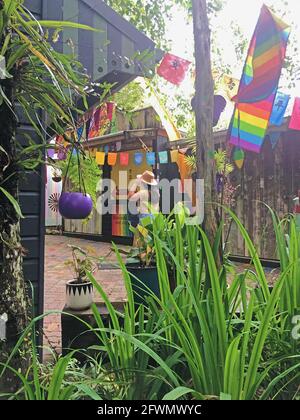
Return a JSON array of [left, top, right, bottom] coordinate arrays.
[[20, 0, 45, 318]]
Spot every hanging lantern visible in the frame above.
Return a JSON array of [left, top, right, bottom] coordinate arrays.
[[58, 192, 93, 219], [233, 147, 245, 169]]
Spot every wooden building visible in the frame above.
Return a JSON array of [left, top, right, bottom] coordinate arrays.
[[18, 0, 161, 317]]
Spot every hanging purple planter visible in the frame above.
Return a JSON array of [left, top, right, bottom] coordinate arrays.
[[59, 192, 93, 219]]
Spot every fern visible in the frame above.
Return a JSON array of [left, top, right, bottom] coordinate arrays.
[[57, 151, 102, 207]]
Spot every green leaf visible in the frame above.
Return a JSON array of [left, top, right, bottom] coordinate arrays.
[[27, 20, 102, 32], [0, 187, 24, 218]]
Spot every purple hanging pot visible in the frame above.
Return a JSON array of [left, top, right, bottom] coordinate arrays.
[[58, 192, 93, 219]]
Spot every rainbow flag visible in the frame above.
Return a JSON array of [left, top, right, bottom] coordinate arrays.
[[229, 5, 290, 153]]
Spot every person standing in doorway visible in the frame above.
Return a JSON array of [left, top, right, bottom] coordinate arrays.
[[128, 170, 160, 226]]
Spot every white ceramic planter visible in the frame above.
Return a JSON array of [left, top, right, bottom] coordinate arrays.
[[66, 280, 93, 311]]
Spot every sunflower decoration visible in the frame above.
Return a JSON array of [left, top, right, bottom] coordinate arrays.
[[48, 193, 60, 213]]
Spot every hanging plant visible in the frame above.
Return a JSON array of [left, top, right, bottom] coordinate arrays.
[[56, 145, 101, 220]]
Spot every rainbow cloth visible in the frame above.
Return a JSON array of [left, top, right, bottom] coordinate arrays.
[[229, 5, 290, 153]]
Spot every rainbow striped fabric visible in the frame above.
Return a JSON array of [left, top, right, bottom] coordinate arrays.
[[229, 5, 290, 153]]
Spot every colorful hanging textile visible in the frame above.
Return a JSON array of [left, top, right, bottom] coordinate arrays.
[[289, 97, 300, 130], [57, 147, 67, 160], [146, 152, 156, 166], [88, 104, 110, 139], [157, 53, 191, 85], [134, 152, 144, 166], [170, 150, 179, 163], [158, 151, 168, 164], [119, 152, 129, 166], [270, 91, 290, 126], [106, 102, 115, 121], [108, 152, 117, 166], [228, 6, 289, 153], [233, 147, 245, 169], [268, 131, 281, 149], [95, 151, 105, 165]]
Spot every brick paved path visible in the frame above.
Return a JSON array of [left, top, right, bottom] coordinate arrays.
[[44, 235, 128, 356]]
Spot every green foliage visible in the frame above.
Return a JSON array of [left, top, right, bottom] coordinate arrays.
[[2, 209, 300, 400]]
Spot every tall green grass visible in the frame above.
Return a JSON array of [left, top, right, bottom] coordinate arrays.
[[1, 209, 300, 400]]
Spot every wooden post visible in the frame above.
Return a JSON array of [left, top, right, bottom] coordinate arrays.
[[192, 0, 219, 246]]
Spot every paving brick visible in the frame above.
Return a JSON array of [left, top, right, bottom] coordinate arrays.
[[43, 235, 128, 354]]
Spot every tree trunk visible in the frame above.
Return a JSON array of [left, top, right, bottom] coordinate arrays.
[[0, 62, 30, 390], [192, 0, 219, 246]]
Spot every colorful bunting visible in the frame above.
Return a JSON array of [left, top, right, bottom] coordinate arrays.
[[170, 150, 179, 163], [108, 152, 117, 166], [157, 53, 191, 85], [289, 97, 300, 130], [222, 75, 240, 100], [134, 152, 144, 165], [119, 152, 129, 166], [229, 5, 290, 153], [268, 131, 281, 149], [88, 104, 110, 139], [233, 147, 245, 169], [158, 151, 168, 164], [270, 92, 290, 126], [95, 151, 105, 165], [232, 6, 290, 104], [146, 152, 156, 166]]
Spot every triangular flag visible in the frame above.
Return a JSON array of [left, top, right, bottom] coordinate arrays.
[[268, 131, 281, 149], [120, 152, 129, 166], [108, 152, 117, 166], [157, 53, 191, 85], [96, 151, 105, 165], [222, 75, 239, 100], [270, 92, 290, 126], [158, 151, 168, 164], [233, 147, 245, 170], [146, 152, 156, 166], [134, 152, 144, 166], [289, 97, 300, 130]]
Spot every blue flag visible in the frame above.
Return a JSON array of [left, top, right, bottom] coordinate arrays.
[[158, 151, 168, 164], [270, 92, 290, 126], [134, 152, 144, 166], [146, 152, 156, 166]]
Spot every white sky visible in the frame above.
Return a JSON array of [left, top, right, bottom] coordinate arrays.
[[160, 0, 300, 125]]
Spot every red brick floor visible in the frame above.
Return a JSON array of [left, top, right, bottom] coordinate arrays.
[[43, 235, 128, 356]]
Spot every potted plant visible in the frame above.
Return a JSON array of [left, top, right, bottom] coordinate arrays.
[[64, 245, 97, 311], [125, 219, 160, 305], [56, 148, 101, 220]]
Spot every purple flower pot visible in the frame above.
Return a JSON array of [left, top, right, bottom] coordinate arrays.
[[59, 192, 93, 219]]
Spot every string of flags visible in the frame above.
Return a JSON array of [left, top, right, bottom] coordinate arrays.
[[92, 149, 182, 167]]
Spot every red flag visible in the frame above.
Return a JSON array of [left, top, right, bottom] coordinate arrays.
[[157, 53, 191, 85], [289, 97, 300, 130]]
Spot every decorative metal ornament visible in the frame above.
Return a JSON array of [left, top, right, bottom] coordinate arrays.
[[48, 192, 60, 213]]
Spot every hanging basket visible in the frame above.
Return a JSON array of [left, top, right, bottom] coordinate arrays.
[[59, 192, 92, 219]]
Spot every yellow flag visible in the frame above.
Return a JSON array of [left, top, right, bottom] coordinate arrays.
[[222, 75, 240, 100], [96, 151, 105, 165]]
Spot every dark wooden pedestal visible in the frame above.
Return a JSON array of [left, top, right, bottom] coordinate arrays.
[[61, 301, 125, 359]]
